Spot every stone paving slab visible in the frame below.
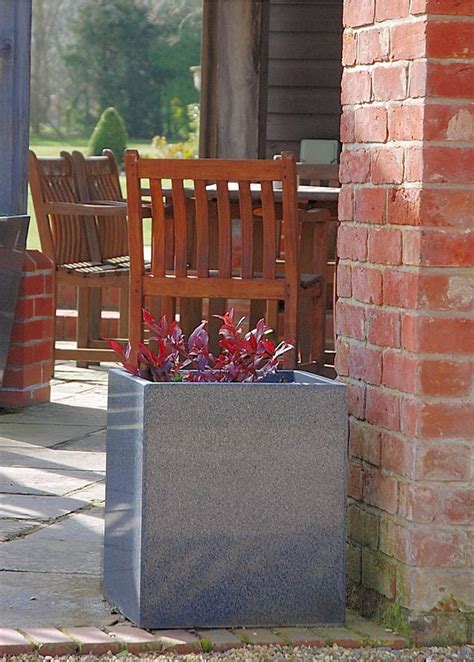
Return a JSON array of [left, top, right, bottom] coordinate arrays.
[[58, 429, 106, 452], [0, 572, 115, 628], [0, 493, 90, 519], [0, 423, 102, 448], [69, 480, 105, 502], [29, 506, 103, 542], [0, 403, 106, 426], [0, 447, 106, 471], [0, 519, 38, 542], [0, 467, 104, 496], [0, 538, 103, 575]]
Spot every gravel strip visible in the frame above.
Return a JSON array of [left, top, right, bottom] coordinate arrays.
[[2, 645, 473, 662]]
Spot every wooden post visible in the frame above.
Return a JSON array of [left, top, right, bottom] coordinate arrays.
[[200, 0, 269, 159], [0, 0, 32, 214]]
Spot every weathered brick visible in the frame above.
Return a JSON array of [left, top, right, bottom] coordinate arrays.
[[342, 30, 357, 67], [337, 262, 352, 298], [355, 106, 388, 143], [388, 104, 424, 141], [387, 187, 420, 226], [425, 62, 474, 99], [420, 402, 474, 439], [415, 441, 471, 481], [366, 387, 400, 431], [412, 0, 474, 15], [349, 343, 382, 385], [348, 382, 366, 419], [402, 314, 473, 354], [335, 339, 349, 376], [367, 309, 401, 348], [347, 502, 380, 548], [381, 432, 415, 478], [376, 0, 409, 21], [343, 0, 375, 27], [340, 108, 356, 144], [340, 149, 371, 183], [338, 186, 354, 221], [427, 21, 474, 59], [417, 273, 473, 312], [383, 269, 418, 308], [398, 566, 473, 613], [368, 228, 402, 265], [350, 418, 382, 466], [349, 461, 363, 500], [373, 65, 407, 101], [352, 266, 383, 305], [424, 104, 474, 142], [354, 187, 386, 223], [358, 28, 390, 65], [382, 351, 416, 391], [336, 300, 366, 340], [338, 225, 368, 260], [341, 70, 372, 105], [371, 147, 404, 185], [362, 548, 397, 598], [363, 466, 399, 515], [391, 21, 427, 60], [418, 359, 473, 397], [22, 628, 76, 657]]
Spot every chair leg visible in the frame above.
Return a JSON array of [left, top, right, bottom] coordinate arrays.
[[76, 288, 91, 368], [118, 287, 129, 338]]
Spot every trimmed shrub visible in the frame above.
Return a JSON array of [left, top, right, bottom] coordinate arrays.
[[88, 107, 128, 165]]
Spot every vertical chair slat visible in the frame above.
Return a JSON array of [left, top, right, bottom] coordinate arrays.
[[150, 179, 166, 276], [125, 150, 145, 354], [172, 178, 188, 277], [216, 181, 232, 277], [260, 180, 277, 279], [194, 180, 209, 277], [239, 181, 253, 279]]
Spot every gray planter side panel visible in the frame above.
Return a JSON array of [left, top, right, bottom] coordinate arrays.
[[139, 380, 347, 628], [104, 371, 146, 625]]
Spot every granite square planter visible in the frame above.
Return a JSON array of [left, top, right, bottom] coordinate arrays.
[[104, 368, 347, 629]]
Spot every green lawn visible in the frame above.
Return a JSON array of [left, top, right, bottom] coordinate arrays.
[[27, 136, 152, 249]]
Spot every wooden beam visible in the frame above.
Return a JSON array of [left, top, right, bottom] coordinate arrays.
[[200, 0, 269, 159], [0, 0, 32, 214]]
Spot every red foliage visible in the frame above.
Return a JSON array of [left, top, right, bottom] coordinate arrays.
[[109, 309, 293, 382]]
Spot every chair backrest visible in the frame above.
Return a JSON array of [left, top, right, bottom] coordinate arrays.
[[28, 150, 90, 266], [125, 150, 299, 286], [299, 139, 339, 164], [297, 162, 340, 187], [72, 150, 128, 259]]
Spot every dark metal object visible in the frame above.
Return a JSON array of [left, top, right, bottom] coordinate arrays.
[[0, 215, 29, 384]]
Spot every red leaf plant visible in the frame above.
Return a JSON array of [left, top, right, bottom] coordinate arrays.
[[109, 309, 293, 382]]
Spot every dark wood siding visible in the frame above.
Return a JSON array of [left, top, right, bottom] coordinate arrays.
[[266, 0, 343, 159]]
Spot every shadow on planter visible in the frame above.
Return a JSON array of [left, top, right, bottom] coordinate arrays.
[[104, 368, 347, 628]]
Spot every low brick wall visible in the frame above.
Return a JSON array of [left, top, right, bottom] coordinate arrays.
[[0, 250, 54, 407]]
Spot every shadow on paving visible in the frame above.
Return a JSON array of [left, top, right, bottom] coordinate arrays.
[[0, 364, 116, 628]]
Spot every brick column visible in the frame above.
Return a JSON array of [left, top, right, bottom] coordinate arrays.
[[0, 251, 54, 407], [338, 0, 473, 644]]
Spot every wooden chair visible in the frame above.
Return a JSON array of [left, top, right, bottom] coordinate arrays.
[[28, 149, 130, 364], [71, 149, 131, 339], [125, 149, 329, 369]]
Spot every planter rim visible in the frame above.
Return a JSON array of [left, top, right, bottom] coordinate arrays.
[[109, 367, 344, 388]]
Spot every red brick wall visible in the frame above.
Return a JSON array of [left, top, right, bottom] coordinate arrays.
[[0, 251, 54, 407], [338, 0, 473, 643]]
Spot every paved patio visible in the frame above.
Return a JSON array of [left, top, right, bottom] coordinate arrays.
[[0, 361, 409, 653]]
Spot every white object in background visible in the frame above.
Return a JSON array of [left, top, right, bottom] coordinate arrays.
[[300, 139, 339, 164]]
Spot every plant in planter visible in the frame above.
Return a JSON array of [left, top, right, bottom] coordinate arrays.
[[104, 310, 347, 629]]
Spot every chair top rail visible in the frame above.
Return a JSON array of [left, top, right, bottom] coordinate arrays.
[[131, 152, 296, 183]]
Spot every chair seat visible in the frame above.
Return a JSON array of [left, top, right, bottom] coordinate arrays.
[[58, 257, 151, 276]]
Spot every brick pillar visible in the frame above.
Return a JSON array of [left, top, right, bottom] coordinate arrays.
[[0, 250, 54, 407], [338, 0, 473, 644]]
